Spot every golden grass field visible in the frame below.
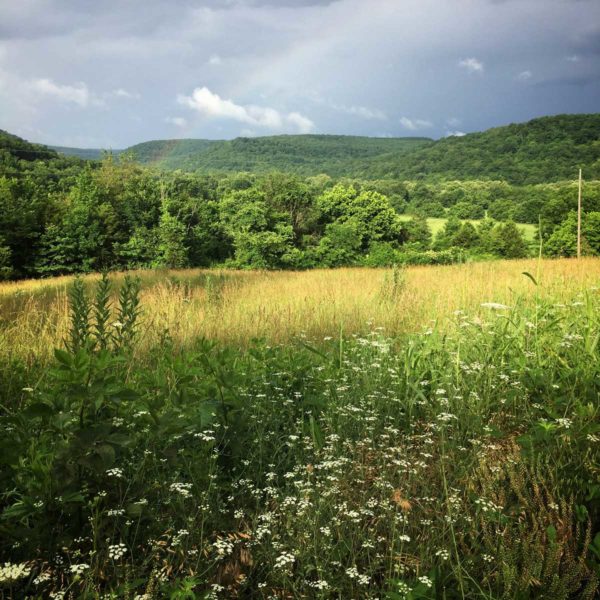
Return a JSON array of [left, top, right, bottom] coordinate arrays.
[[1, 257, 599, 363]]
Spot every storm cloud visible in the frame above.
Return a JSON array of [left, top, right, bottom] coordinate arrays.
[[0, 0, 598, 148]]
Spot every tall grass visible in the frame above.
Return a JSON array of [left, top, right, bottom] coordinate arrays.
[[1, 258, 599, 364], [0, 260, 599, 598]]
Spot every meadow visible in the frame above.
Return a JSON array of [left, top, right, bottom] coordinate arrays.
[[397, 216, 537, 243], [1, 259, 599, 598]]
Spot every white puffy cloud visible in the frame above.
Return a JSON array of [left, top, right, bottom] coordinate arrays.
[[399, 116, 433, 131], [458, 57, 484, 73], [30, 78, 91, 106], [286, 111, 315, 133], [110, 88, 140, 99], [445, 130, 466, 137], [518, 70, 532, 81], [165, 116, 187, 127], [208, 54, 222, 66], [177, 86, 314, 133]]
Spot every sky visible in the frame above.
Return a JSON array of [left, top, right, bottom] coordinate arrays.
[[0, 0, 599, 149]]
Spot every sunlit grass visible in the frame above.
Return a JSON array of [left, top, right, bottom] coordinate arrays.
[[1, 258, 599, 363]]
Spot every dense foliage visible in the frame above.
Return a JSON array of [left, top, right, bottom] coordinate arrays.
[[2, 118, 600, 280]]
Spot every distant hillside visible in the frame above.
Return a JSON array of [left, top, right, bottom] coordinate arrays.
[[125, 135, 433, 178], [1, 129, 58, 162], [388, 114, 600, 184], [125, 138, 221, 165], [0, 128, 86, 184], [123, 114, 600, 183], [49, 145, 118, 160]]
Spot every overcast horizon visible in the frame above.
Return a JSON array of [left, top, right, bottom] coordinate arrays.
[[1, 0, 599, 149]]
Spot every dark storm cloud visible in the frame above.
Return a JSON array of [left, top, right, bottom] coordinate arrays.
[[0, 0, 599, 147], [571, 27, 600, 55]]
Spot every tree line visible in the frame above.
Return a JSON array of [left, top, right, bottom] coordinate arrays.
[[1, 128, 599, 279]]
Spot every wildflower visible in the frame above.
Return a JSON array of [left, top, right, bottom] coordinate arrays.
[[106, 468, 124, 479], [418, 575, 433, 588], [169, 482, 193, 498], [274, 552, 295, 570], [34, 571, 51, 585], [481, 302, 510, 310], [107, 543, 127, 560], [396, 581, 411, 594], [69, 563, 90, 576], [0, 562, 31, 583], [212, 538, 234, 558], [435, 549, 450, 560]]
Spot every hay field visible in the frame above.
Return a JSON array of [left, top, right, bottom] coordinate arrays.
[[1, 257, 598, 362]]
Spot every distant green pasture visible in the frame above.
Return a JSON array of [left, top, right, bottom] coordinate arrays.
[[398, 215, 537, 242]]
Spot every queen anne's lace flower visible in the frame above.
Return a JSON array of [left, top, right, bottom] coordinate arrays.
[[0, 562, 31, 583]]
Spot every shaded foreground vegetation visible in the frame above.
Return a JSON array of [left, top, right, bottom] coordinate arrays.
[[1, 261, 599, 598]]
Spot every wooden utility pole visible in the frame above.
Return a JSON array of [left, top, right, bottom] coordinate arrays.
[[577, 168, 582, 258]]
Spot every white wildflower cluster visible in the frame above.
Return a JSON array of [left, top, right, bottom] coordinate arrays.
[[481, 302, 511, 310], [169, 482, 193, 498], [308, 579, 330, 590], [418, 575, 433, 588], [435, 549, 450, 560], [212, 537, 234, 558], [33, 571, 51, 585], [274, 551, 295, 570], [345, 566, 370, 585], [107, 543, 127, 560], [172, 529, 189, 546], [555, 417, 573, 429], [396, 580, 411, 594], [475, 497, 502, 514], [106, 467, 124, 479], [69, 563, 90, 576], [194, 429, 216, 442], [107, 508, 125, 517], [437, 412, 458, 423], [0, 562, 31, 583]]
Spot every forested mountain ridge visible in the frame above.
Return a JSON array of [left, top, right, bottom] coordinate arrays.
[[29, 113, 600, 184], [120, 114, 600, 183], [1, 129, 58, 162], [49, 145, 110, 160], [391, 114, 600, 184], [125, 135, 432, 176]]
